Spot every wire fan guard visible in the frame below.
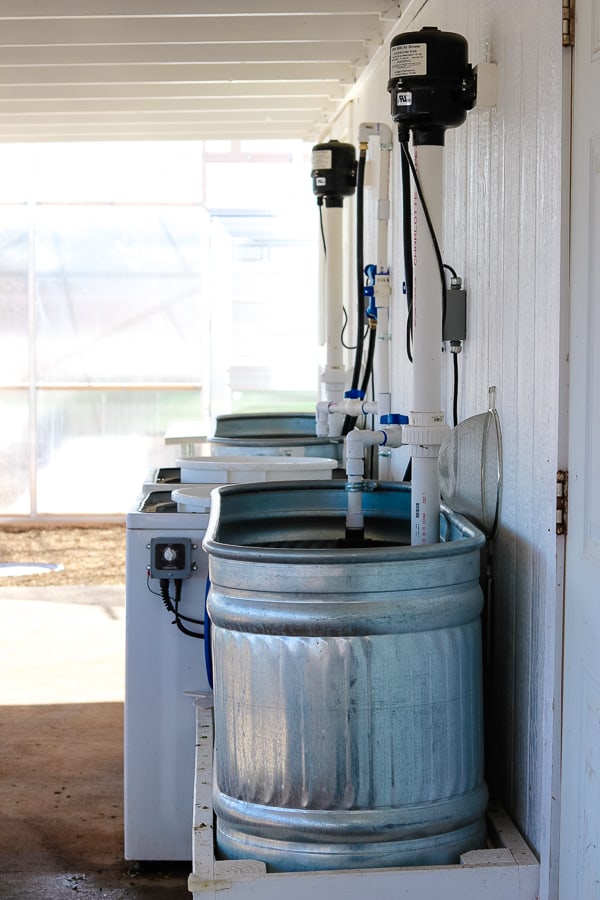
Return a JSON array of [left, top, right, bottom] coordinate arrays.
[[438, 397, 502, 539]]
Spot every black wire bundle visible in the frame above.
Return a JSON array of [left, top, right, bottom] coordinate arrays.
[[154, 576, 204, 639], [342, 147, 379, 436], [400, 140, 414, 363]]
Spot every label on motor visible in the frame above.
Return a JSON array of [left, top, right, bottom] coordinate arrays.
[[311, 149, 333, 170], [396, 91, 413, 106], [390, 42, 427, 77]]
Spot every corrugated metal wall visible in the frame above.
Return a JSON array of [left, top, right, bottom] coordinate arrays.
[[322, 1, 567, 892]]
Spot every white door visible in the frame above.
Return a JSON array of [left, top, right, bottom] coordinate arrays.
[[560, 0, 600, 895]]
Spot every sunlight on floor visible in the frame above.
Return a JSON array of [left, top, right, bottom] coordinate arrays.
[[0, 586, 125, 705]]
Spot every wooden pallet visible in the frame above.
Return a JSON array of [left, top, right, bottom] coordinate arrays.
[[189, 696, 539, 900]]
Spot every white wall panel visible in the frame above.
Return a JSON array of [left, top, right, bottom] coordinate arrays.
[[322, 0, 566, 890]]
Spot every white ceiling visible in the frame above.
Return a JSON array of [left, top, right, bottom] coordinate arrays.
[[0, 0, 405, 143]]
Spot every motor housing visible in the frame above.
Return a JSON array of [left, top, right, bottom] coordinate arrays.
[[388, 27, 475, 145], [311, 140, 357, 207]]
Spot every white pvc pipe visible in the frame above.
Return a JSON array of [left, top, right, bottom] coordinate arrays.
[[321, 203, 347, 435], [324, 204, 344, 372], [411, 456, 440, 544], [360, 124, 393, 480], [376, 144, 392, 274], [316, 398, 379, 437], [375, 286, 392, 481], [345, 425, 405, 531], [411, 145, 443, 412], [409, 144, 445, 545], [374, 281, 391, 418], [346, 428, 382, 531], [374, 138, 392, 427]]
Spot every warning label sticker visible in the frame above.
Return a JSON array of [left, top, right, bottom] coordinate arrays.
[[390, 42, 427, 77], [311, 149, 333, 170]]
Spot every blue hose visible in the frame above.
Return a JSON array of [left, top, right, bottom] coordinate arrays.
[[204, 576, 213, 688]]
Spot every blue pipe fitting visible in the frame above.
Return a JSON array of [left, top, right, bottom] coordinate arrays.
[[380, 413, 409, 425]]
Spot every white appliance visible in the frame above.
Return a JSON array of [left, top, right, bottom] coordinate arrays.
[[125, 455, 337, 860], [124, 488, 213, 861], [142, 465, 185, 493]]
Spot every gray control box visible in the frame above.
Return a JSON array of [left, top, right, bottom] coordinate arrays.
[[443, 288, 467, 342], [149, 537, 192, 579]]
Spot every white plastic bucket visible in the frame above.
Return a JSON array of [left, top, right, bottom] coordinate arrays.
[[171, 485, 218, 514], [176, 456, 337, 485]]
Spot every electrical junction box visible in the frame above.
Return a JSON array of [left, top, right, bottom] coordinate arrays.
[[443, 287, 467, 343], [150, 537, 192, 579]]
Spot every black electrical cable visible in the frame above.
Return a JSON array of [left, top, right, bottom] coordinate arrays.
[[365, 361, 376, 479], [318, 200, 326, 255], [341, 148, 368, 436], [400, 141, 447, 333], [360, 322, 377, 396], [149, 574, 203, 624], [443, 263, 458, 279], [341, 313, 371, 351], [340, 306, 356, 350], [401, 142, 464, 476], [350, 148, 367, 388], [320, 196, 357, 355], [452, 351, 459, 428], [400, 140, 414, 363], [173, 578, 204, 639], [157, 577, 204, 639]]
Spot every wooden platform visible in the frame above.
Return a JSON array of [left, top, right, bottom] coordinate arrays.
[[188, 696, 540, 900]]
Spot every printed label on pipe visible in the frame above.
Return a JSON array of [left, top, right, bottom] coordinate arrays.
[[390, 43, 427, 78], [396, 91, 413, 106], [414, 496, 428, 542]]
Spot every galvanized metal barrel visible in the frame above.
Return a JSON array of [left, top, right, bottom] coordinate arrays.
[[209, 411, 343, 463], [204, 481, 488, 872], [212, 412, 317, 439]]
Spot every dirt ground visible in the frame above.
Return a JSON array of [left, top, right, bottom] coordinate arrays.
[[0, 525, 126, 586], [0, 703, 191, 900], [0, 526, 191, 898]]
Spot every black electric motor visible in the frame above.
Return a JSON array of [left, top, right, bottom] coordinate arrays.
[[311, 140, 357, 207], [387, 27, 476, 145]]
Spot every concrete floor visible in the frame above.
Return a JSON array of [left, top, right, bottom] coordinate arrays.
[[0, 583, 191, 899]]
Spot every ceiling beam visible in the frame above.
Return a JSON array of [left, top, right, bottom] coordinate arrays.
[[0, 15, 383, 45], [0, 0, 399, 18], [0, 97, 334, 114], [0, 41, 370, 67], [0, 1, 402, 144], [0, 109, 325, 125], [0, 61, 357, 86], [0, 122, 318, 141], [0, 81, 345, 100]]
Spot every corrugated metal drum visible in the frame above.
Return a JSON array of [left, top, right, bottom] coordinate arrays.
[[212, 412, 317, 439], [209, 412, 343, 464], [204, 480, 488, 872]]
